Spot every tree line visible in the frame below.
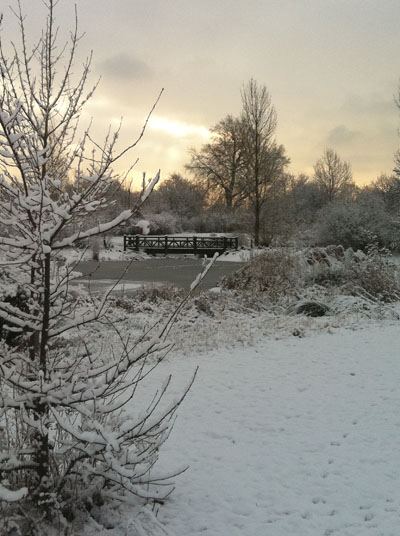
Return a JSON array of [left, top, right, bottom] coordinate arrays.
[[115, 78, 400, 251], [48, 79, 400, 252]]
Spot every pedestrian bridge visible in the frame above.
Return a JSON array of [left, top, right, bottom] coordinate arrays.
[[123, 235, 239, 256]]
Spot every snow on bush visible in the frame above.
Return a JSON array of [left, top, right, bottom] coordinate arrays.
[[220, 247, 300, 303], [313, 200, 400, 252], [220, 245, 400, 304], [145, 212, 182, 235]]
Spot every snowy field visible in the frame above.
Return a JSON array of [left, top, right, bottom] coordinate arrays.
[[80, 311, 400, 536], [155, 323, 400, 536]]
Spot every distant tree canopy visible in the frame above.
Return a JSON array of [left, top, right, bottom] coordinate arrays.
[[369, 174, 400, 214], [312, 148, 355, 203], [186, 115, 247, 210], [156, 173, 206, 217]]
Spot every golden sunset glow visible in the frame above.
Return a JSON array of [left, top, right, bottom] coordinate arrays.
[[148, 116, 211, 140]]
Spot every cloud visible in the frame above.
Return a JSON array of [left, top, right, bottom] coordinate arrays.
[[341, 93, 396, 119], [326, 124, 360, 145], [98, 53, 153, 81], [148, 116, 211, 140]]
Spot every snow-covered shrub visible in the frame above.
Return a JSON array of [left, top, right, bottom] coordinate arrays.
[[102, 234, 113, 249], [343, 245, 400, 302], [303, 245, 347, 286], [313, 200, 400, 251], [220, 248, 302, 303], [145, 211, 181, 234], [303, 244, 400, 302], [181, 214, 210, 233], [220, 246, 400, 306], [134, 219, 151, 235]]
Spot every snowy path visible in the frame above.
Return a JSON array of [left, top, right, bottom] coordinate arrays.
[[156, 323, 400, 535]]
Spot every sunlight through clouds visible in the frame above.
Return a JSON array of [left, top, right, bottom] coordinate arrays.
[[148, 116, 211, 139]]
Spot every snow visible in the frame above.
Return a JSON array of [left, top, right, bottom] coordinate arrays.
[[136, 219, 151, 235], [0, 483, 28, 502], [140, 170, 161, 203], [153, 323, 400, 536], [58, 241, 147, 263], [78, 309, 400, 536], [189, 253, 218, 291], [216, 248, 261, 262]]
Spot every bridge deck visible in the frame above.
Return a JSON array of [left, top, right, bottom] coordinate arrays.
[[124, 235, 239, 255]]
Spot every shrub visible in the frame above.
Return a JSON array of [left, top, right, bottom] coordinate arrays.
[[145, 212, 181, 234], [303, 245, 347, 286], [220, 248, 302, 302], [220, 245, 400, 305], [313, 200, 400, 251], [344, 245, 400, 302]]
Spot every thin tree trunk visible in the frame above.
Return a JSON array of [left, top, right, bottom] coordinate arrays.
[[254, 198, 260, 246], [225, 190, 233, 210], [33, 252, 51, 497]]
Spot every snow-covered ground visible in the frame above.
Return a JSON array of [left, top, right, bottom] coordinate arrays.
[[10, 241, 400, 535], [155, 323, 400, 536], [66, 241, 400, 535], [82, 312, 400, 536]]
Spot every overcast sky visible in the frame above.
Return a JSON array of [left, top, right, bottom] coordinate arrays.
[[5, 0, 400, 186]]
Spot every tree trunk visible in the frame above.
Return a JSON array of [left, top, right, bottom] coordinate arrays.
[[225, 189, 233, 210], [33, 252, 51, 501], [254, 199, 260, 246]]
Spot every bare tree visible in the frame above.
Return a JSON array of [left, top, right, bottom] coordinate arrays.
[[0, 1, 201, 529], [313, 148, 354, 203], [370, 174, 400, 214], [187, 115, 247, 210], [241, 79, 289, 245]]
